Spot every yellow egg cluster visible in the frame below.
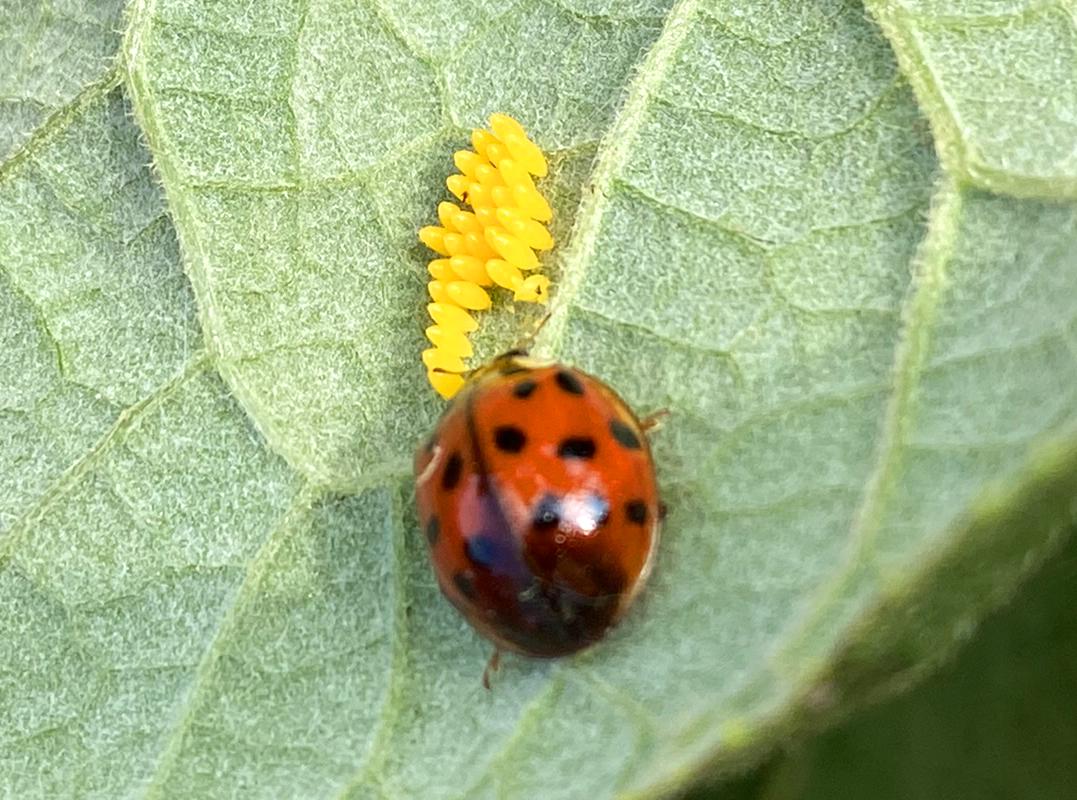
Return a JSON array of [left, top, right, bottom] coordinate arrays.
[[419, 113, 553, 399]]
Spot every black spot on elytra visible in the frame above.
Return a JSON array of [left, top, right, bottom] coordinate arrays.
[[494, 425, 527, 453], [453, 571, 476, 599], [558, 437, 596, 459], [513, 379, 538, 398], [425, 517, 440, 545], [441, 452, 463, 491], [465, 534, 498, 568], [533, 494, 562, 530], [609, 419, 642, 450], [626, 500, 648, 525], [555, 370, 585, 395]]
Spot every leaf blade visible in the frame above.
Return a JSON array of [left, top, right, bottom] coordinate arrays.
[[0, 76, 200, 537], [866, 0, 1077, 198]]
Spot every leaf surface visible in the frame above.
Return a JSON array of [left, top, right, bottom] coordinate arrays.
[[0, 74, 199, 535], [0, 0, 127, 159], [734, 525, 1077, 800], [866, 0, 1077, 198], [1, 1, 1076, 799]]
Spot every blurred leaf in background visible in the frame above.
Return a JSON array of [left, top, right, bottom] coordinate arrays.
[[690, 524, 1077, 800]]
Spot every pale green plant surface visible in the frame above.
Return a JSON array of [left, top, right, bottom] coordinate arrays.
[[0, 0, 127, 160], [790, 527, 1077, 800], [685, 524, 1077, 800], [0, 0, 1075, 798], [866, 0, 1077, 199]]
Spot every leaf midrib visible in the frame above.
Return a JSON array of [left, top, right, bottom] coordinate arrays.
[[539, 0, 952, 674], [539, 0, 706, 357], [424, 2, 713, 795]]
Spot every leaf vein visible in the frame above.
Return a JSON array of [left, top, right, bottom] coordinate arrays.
[[329, 482, 413, 800], [775, 176, 961, 661], [138, 482, 322, 799], [0, 353, 209, 571]]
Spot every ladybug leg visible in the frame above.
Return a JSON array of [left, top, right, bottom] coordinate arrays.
[[640, 409, 671, 433], [503, 309, 551, 358], [482, 648, 502, 691], [414, 444, 444, 488], [529, 310, 551, 337]]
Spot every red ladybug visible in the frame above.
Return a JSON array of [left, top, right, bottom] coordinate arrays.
[[414, 351, 662, 677]]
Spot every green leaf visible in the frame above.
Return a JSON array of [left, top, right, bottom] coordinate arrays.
[[0, 362, 304, 797], [2, 1, 1077, 798], [719, 525, 1077, 800], [0, 0, 127, 160], [866, 0, 1077, 199], [123, 0, 668, 488], [0, 75, 200, 533]]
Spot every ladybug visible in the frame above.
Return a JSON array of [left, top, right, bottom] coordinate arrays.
[[414, 351, 662, 678]]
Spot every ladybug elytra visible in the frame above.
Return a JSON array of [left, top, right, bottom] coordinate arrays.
[[414, 352, 661, 663]]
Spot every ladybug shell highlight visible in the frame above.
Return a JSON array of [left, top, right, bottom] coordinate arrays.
[[414, 353, 660, 657]]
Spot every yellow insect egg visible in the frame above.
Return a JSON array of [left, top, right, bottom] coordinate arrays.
[[490, 184, 514, 209], [498, 158, 535, 192], [446, 281, 492, 310], [437, 201, 459, 230], [466, 181, 495, 209], [422, 348, 468, 373], [496, 207, 553, 251], [442, 232, 467, 257], [428, 259, 453, 281], [474, 162, 503, 188], [514, 274, 551, 303], [428, 370, 466, 399], [486, 259, 524, 292], [484, 141, 509, 166], [489, 113, 527, 144], [463, 230, 497, 260], [428, 302, 478, 333], [449, 254, 493, 285], [485, 226, 539, 269], [512, 184, 552, 221], [474, 205, 498, 228], [419, 226, 450, 256], [446, 174, 469, 201], [453, 150, 484, 178], [471, 128, 497, 159], [451, 210, 481, 234], [427, 280, 453, 306], [418, 112, 554, 399], [504, 135, 547, 177], [426, 325, 473, 358]]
